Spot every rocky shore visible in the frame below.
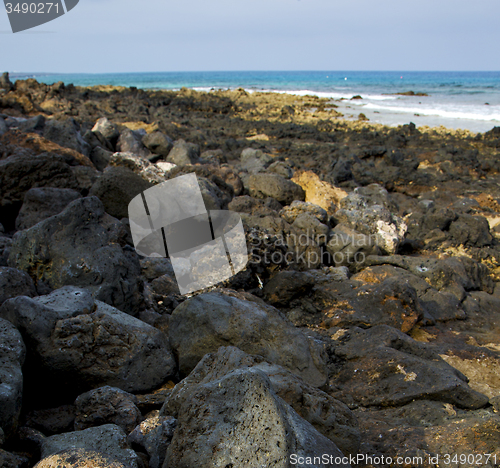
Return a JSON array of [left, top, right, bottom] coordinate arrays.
[[1, 71, 500, 467]]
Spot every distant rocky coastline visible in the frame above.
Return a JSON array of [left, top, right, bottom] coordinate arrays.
[[1, 71, 500, 467]]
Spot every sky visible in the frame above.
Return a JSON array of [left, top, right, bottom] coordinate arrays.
[[1, 0, 500, 73]]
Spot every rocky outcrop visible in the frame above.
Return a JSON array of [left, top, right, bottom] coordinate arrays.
[[0, 287, 176, 396], [162, 346, 360, 456], [8, 197, 142, 314], [168, 289, 328, 387]]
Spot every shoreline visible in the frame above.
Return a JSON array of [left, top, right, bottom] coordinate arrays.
[[1, 73, 500, 464], [9, 70, 500, 134]]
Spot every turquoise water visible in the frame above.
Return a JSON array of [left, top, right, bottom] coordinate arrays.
[[11, 71, 500, 132]]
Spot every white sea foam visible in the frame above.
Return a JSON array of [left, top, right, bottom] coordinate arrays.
[[253, 88, 398, 102], [362, 103, 500, 122], [188, 85, 500, 126]]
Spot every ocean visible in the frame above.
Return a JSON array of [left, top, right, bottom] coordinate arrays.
[[11, 71, 500, 133]]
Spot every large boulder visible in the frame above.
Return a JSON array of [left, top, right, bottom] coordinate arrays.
[[162, 346, 360, 456], [166, 139, 200, 165], [142, 132, 173, 157], [249, 173, 305, 205], [89, 166, 153, 219], [43, 118, 90, 157], [164, 367, 349, 468], [8, 197, 142, 314], [168, 289, 327, 387], [40, 425, 140, 468], [0, 152, 80, 230], [116, 129, 151, 158], [0, 267, 36, 307], [0, 318, 25, 438], [15, 187, 81, 230], [0, 288, 176, 396]]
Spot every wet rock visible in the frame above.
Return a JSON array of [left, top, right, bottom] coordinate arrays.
[[15, 187, 81, 230], [128, 412, 176, 468], [168, 289, 327, 386], [74, 386, 141, 433], [166, 139, 199, 165], [335, 184, 407, 254], [0, 288, 176, 396], [0, 318, 25, 438], [329, 325, 489, 409], [239, 147, 273, 173], [162, 346, 360, 456], [116, 129, 150, 158], [249, 173, 305, 205], [43, 118, 90, 157], [141, 132, 173, 157], [8, 197, 142, 314], [40, 425, 140, 468], [292, 171, 347, 214], [0, 267, 36, 307], [25, 405, 75, 435], [280, 200, 328, 224], [164, 367, 349, 468]]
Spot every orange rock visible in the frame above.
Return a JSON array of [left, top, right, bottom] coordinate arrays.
[[291, 170, 347, 214]]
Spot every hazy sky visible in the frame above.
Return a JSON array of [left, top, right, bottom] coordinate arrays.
[[1, 0, 499, 73]]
